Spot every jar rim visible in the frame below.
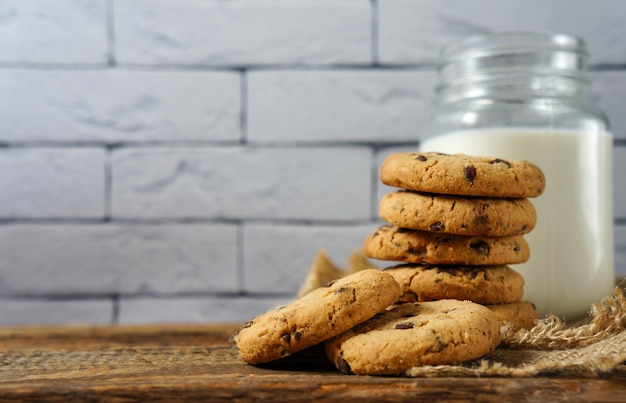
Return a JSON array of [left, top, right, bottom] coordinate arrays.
[[440, 32, 588, 64]]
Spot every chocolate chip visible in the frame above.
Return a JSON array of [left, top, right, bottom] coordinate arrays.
[[397, 227, 411, 233], [463, 165, 477, 183], [429, 221, 444, 232], [513, 244, 521, 252], [470, 270, 480, 279], [281, 333, 291, 343], [242, 320, 254, 329], [395, 322, 414, 329], [334, 287, 348, 295], [521, 224, 528, 231], [491, 158, 512, 168], [470, 241, 490, 255], [416, 155, 428, 161], [436, 336, 445, 352], [323, 280, 337, 288], [336, 355, 353, 374], [473, 215, 489, 226], [294, 331, 302, 341]]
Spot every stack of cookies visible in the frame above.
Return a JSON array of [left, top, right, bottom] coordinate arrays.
[[363, 152, 545, 331], [235, 151, 547, 376]]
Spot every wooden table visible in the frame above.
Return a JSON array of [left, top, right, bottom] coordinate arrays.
[[0, 324, 625, 402]]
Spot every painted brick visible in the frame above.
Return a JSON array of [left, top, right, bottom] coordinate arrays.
[[119, 296, 290, 324], [0, 0, 108, 65], [0, 298, 112, 326], [0, 148, 105, 219], [616, 225, 626, 278], [115, 0, 371, 66], [378, 0, 626, 65], [111, 147, 372, 220], [248, 70, 436, 143], [614, 146, 626, 219], [589, 71, 626, 140], [0, 224, 238, 295], [0, 69, 240, 143], [242, 223, 380, 293]]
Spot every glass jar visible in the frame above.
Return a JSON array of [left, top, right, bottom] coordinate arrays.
[[420, 32, 614, 321]]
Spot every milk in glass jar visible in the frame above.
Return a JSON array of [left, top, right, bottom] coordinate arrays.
[[420, 32, 614, 321]]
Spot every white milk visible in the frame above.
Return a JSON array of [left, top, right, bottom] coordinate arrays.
[[420, 128, 614, 320]]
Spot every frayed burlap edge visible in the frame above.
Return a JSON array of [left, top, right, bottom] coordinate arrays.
[[406, 287, 626, 378]]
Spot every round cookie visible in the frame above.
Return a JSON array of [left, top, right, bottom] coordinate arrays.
[[384, 264, 525, 304], [363, 225, 530, 265], [379, 190, 536, 236], [324, 299, 501, 375], [380, 152, 545, 198], [486, 301, 539, 331], [235, 269, 401, 365]]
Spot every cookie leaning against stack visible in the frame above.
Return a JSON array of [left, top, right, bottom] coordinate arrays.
[[364, 151, 544, 330], [236, 269, 400, 365], [236, 265, 502, 376]]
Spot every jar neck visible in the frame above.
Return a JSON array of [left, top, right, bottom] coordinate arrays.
[[436, 32, 591, 105], [438, 73, 590, 104]]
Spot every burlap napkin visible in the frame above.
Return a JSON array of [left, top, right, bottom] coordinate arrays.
[[406, 286, 626, 377], [300, 250, 626, 377]]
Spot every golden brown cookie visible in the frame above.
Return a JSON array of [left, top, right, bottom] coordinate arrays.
[[236, 269, 401, 365], [324, 299, 501, 375], [384, 264, 525, 304], [486, 301, 539, 331], [363, 225, 529, 265], [380, 152, 545, 198], [379, 190, 536, 236]]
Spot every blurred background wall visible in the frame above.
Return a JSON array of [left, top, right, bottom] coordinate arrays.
[[0, 0, 625, 325]]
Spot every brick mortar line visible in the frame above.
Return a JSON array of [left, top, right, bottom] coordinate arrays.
[[371, 0, 379, 65], [0, 292, 294, 300], [0, 63, 440, 72], [106, 0, 117, 67], [0, 218, 380, 226], [0, 63, 625, 71], [0, 141, 429, 149], [2, 140, 625, 149]]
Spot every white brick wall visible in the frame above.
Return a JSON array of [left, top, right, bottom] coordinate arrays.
[[114, 0, 372, 66], [0, 298, 112, 326], [0, 224, 238, 294], [111, 147, 372, 220], [0, 148, 105, 218], [0, 0, 624, 325], [378, 0, 626, 65], [0, 70, 241, 143], [0, 0, 108, 65], [247, 70, 436, 142]]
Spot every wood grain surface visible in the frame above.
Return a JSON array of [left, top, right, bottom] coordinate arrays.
[[0, 323, 625, 402]]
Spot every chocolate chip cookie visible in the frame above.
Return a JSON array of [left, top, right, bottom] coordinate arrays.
[[384, 264, 525, 304], [363, 224, 530, 265], [324, 299, 501, 375], [379, 190, 536, 236], [380, 152, 545, 198], [236, 269, 401, 365]]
